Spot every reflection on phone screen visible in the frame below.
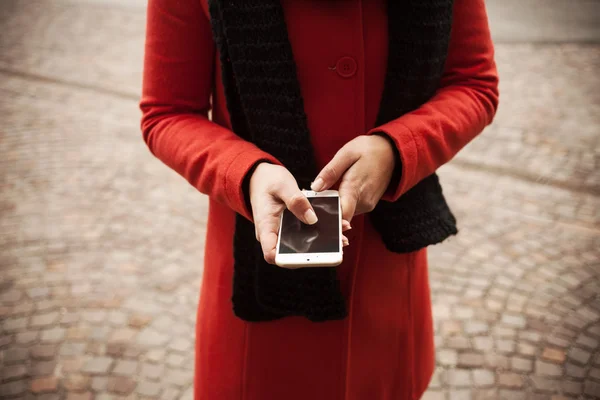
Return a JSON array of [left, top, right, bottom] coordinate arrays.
[[279, 197, 340, 254]]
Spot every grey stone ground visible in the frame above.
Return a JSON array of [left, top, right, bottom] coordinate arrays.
[[0, 0, 599, 399]]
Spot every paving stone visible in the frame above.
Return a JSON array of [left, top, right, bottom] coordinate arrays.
[[428, 368, 443, 390], [110, 328, 137, 343], [1, 289, 23, 304], [422, 392, 445, 400], [498, 372, 524, 388], [542, 347, 566, 363], [67, 326, 91, 340], [108, 310, 128, 326], [31, 361, 57, 376], [546, 335, 571, 349], [498, 390, 525, 400], [66, 392, 93, 400], [496, 340, 516, 354], [106, 342, 128, 357], [40, 327, 66, 342], [60, 343, 86, 357], [584, 381, 600, 396], [30, 311, 60, 327], [561, 380, 583, 395], [501, 314, 526, 328], [473, 337, 493, 352], [3, 364, 28, 381], [568, 347, 591, 364], [0, 380, 27, 397], [3, 316, 28, 332], [458, 352, 485, 368], [512, 356, 533, 373], [86, 342, 107, 356], [30, 376, 59, 393], [37, 395, 61, 400], [28, 287, 50, 298], [485, 353, 510, 370], [82, 356, 113, 374], [16, 330, 38, 344], [576, 334, 599, 349], [63, 374, 91, 392], [493, 327, 516, 339], [180, 386, 194, 400], [535, 360, 563, 377], [531, 376, 560, 392], [442, 321, 462, 336], [519, 331, 542, 343], [166, 353, 186, 367], [113, 360, 138, 376], [141, 362, 164, 380], [31, 345, 57, 360], [108, 376, 137, 395], [472, 369, 495, 387], [0, 334, 12, 348], [446, 369, 472, 387], [438, 349, 458, 366], [90, 326, 111, 341], [61, 312, 80, 325], [137, 328, 168, 347], [60, 357, 84, 373], [165, 369, 191, 387], [517, 342, 536, 357], [83, 309, 107, 324], [4, 347, 29, 364], [129, 314, 153, 329], [91, 377, 108, 392], [590, 367, 600, 380], [168, 338, 192, 353], [137, 380, 161, 396], [162, 387, 182, 400], [449, 389, 471, 400], [464, 321, 489, 336]]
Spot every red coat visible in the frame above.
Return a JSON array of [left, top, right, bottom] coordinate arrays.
[[140, 0, 499, 399]]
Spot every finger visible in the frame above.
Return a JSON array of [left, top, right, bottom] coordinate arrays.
[[277, 183, 317, 225], [258, 228, 279, 264], [342, 235, 349, 247], [312, 144, 360, 192], [342, 219, 352, 232], [338, 181, 359, 224]]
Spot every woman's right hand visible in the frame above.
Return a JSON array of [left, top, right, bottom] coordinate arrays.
[[249, 163, 318, 264]]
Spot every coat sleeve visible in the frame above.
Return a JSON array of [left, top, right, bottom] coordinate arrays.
[[369, 0, 499, 201], [139, 0, 280, 220]]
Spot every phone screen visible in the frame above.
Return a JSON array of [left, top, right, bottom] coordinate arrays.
[[279, 196, 340, 254]]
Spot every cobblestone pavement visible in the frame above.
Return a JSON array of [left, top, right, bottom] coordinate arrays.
[[1, 1, 599, 399]]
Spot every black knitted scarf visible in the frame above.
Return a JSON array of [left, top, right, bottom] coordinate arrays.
[[209, 0, 457, 322]]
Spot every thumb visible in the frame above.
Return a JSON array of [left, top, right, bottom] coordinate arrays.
[[276, 181, 318, 225], [338, 180, 359, 224], [311, 144, 359, 192]]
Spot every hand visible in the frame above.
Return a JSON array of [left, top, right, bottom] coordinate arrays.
[[250, 163, 349, 265], [311, 135, 396, 224]]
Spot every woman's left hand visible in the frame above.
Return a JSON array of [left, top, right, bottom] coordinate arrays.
[[311, 134, 397, 224]]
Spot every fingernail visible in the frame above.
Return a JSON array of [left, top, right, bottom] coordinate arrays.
[[342, 220, 352, 231], [342, 238, 349, 247], [304, 209, 318, 225], [311, 177, 324, 192]]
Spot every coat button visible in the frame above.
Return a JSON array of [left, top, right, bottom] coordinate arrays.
[[335, 56, 357, 78]]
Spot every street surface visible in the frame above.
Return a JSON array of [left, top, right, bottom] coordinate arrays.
[[0, 0, 599, 399]]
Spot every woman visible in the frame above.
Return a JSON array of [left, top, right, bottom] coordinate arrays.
[[140, 0, 498, 399]]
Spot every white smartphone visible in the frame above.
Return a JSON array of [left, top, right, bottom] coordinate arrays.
[[275, 190, 343, 268]]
